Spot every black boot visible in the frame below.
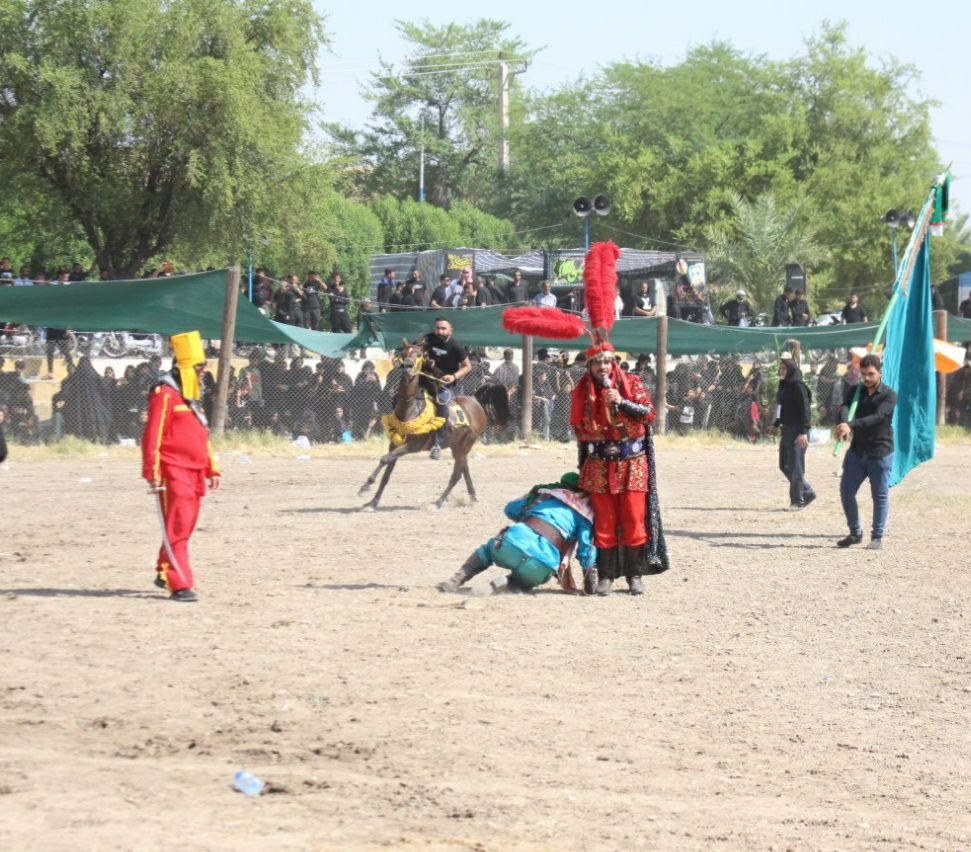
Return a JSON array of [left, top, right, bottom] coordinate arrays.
[[583, 567, 599, 595], [596, 547, 620, 596], [623, 545, 646, 595], [437, 551, 488, 592]]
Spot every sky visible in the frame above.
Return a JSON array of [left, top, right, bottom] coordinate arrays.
[[310, 0, 968, 213]]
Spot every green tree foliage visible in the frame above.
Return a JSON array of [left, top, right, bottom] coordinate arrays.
[[501, 23, 968, 311], [369, 197, 521, 254], [0, 0, 326, 278], [705, 193, 826, 312], [326, 19, 535, 208]]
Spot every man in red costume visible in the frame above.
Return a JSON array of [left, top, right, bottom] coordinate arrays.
[[141, 330, 220, 602], [571, 344, 663, 595]]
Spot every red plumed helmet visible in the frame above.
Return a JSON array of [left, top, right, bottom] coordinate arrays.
[[501, 305, 587, 340], [583, 241, 621, 342]]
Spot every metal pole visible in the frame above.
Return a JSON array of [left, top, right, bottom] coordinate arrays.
[[418, 113, 425, 203], [891, 231, 899, 276], [247, 248, 253, 303], [584, 218, 590, 252], [934, 308, 947, 426], [498, 59, 510, 172], [212, 266, 241, 437], [655, 316, 668, 435], [520, 334, 533, 442]]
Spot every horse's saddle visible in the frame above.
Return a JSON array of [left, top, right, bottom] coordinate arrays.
[[444, 399, 469, 430]]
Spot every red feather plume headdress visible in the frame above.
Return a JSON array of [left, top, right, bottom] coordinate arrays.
[[500, 240, 622, 359]]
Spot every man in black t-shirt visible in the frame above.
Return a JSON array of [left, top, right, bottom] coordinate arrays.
[[834, 353, 897, 550], [506, 271, 528, 304], [841, 292, 868, 324], [328, 273, 353, 333], [419, 317, 472, 459], [301, 271, 324, 330]]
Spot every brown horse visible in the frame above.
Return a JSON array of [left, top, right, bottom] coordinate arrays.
[[359, 341, 510, 509]]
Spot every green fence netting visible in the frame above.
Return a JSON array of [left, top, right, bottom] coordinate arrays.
[[0, 268, 361, 358]]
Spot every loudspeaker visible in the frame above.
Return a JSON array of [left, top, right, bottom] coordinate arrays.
[[785, 263, 806, 292], [572, 197, 592, 217], [883, 209, 900, 228], [593, 194, 611, 216]]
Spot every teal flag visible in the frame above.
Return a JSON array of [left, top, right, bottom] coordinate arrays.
[[882, 237, 936, 486]]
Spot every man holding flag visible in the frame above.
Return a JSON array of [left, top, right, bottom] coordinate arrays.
[[835, 354, 897, 550]]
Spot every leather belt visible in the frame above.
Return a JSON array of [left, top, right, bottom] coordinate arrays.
[[522, 516, 568, 556], [586, 438, 645, 460]]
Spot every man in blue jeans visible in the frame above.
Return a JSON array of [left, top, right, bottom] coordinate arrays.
[[834, 353, 897, 550]]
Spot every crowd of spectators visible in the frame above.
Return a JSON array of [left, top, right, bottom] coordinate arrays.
[[4, 341, 971, 449]]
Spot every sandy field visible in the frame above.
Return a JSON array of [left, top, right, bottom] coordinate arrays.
[[1, 438, 970, 850]]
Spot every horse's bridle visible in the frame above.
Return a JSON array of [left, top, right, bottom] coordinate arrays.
[[394, 347, 444, 383]]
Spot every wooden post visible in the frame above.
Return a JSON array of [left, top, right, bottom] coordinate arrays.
[[520, 334, 533, 442], [212, 266, 240, 437], [655, 316, 668, 435], [934, 309, 947, 426]]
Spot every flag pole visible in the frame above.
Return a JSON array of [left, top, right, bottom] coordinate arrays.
[[832, 173, 948, 456]]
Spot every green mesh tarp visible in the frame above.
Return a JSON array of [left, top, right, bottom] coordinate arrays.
[[364, 307, 891, 355], [0, 268, 359, 357]]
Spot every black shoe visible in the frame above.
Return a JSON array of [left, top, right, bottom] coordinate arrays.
[[170, 588, 198, 602], [803, 492, 817, 507], [836, 532, 864, 548], [153, 574, 166, 589], [787, 503, 805, 512]]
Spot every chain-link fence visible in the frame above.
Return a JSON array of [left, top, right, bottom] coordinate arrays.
[[3, 336, 971, 448]]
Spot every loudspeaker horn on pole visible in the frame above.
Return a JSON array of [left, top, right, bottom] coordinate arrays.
[[593, 194, 612, 216], [883, 209, 900, 228], [572, 196, 592, 217]]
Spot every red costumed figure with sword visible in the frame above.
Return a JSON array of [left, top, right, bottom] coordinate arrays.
[[141, 330, 220, 602], [501, 242, 669, 597]]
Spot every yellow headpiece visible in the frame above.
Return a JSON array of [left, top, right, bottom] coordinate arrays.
[[170, 331, 206, 400]]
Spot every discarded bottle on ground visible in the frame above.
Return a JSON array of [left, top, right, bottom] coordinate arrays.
[[233, 770, 264, 797]]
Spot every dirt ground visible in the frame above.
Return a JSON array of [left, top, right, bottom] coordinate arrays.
[[1, 438, 970, 850]]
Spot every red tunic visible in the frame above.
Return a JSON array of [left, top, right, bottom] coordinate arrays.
[[141, 382, 218, 592]]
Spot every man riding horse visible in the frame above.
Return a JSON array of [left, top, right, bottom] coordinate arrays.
[[418, 317, 472, 460]]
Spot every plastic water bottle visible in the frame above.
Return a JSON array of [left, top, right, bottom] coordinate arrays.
[[233, 770, 264, 797]]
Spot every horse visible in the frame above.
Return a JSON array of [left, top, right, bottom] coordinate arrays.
[[359, 340, 510, 509]]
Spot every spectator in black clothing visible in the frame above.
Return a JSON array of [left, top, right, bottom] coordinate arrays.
[[506, 271, 528, 304], [273, 277, 300, 325], [328, 273, 353, 333], [377, 268, 395, 313], [719, 289, 754, 326], [252, 268, 272, 310], [789, 289, 810, 326], [772, 286, 793, 326], [959, 295, 971, 319], [485, 277, 506, 305], [472, 276, 492, 307], [301, 271, 325, 330], [68, 262, 88, 282], [841, 292, 868, 323], [430, 274, 451, 309], [773, 357, 816, 510], [60, 356, 112, 443], [351, 361, 383, 439]]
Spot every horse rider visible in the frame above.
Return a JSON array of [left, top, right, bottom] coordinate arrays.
[[418, 316, 472, 459], [437, 472, 597, 593]]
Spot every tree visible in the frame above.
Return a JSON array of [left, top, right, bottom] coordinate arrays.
[[326, 19, 535, 208], [704, 193, 826, 312], [0, 0, 326, 278]]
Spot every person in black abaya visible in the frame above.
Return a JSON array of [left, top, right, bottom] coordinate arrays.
[[60, 356, 112, 443]]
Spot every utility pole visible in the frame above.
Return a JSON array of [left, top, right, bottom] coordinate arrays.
[[498, 59, 510, 172], [418, 112, 425, 203]]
